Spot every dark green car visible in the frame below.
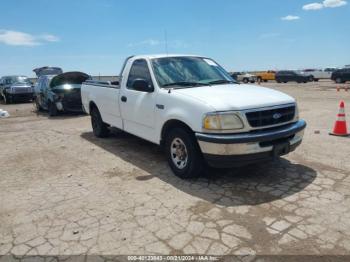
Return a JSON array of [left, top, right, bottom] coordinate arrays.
[[33, 67, 90, 116]]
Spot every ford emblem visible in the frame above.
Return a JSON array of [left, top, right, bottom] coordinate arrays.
[[273, 113, 282, 120]]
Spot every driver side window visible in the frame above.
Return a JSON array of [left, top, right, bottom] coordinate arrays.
[[127, 59, 153, 90]]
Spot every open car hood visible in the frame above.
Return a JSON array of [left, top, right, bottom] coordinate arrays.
[[50, 72, 90, 88], [33, 67, 63, 77]]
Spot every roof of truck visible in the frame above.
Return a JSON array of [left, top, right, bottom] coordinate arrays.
[[131, 54, 202, 60]]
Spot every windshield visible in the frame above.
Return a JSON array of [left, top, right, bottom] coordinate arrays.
[[10, 76, 31, 84], [151, 56, 236, 88]]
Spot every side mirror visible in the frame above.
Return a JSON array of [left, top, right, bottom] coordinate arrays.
[[132, 79, 154, 92]]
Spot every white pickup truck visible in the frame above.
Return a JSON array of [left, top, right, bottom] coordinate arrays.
[[81, 55, 306, 179], [300, 68, 337, 81]]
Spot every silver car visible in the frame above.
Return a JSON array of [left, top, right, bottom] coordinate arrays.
[[0, 75, 34, 104]]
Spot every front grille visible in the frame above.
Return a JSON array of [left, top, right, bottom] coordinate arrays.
[[61, 89, 82, 111], [12, 87, 32, 94], [245, 105, 295, 128]]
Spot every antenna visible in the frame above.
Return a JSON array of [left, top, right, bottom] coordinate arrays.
[[164, 30, 168, 56]]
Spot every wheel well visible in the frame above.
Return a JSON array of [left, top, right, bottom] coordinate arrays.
[[160, 120, 193, 147], [89, 101, 97, 114]]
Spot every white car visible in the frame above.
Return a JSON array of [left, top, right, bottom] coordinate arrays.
[[300, 68, 337, 81], [81, 55, 306, 179], [231, 72, 257, 83]]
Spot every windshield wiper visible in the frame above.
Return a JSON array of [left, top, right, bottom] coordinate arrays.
[[208, 79, 236, 85], [162, 81, 210, 88]]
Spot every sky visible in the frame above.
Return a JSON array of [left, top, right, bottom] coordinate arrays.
[[0, 0, 349, 77]]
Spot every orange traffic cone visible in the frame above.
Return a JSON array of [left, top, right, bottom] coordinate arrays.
[[330, 101, 349, 137]]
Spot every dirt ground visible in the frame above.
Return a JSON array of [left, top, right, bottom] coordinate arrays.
[[1, 80, 350, 259]]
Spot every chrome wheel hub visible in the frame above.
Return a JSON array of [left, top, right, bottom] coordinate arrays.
[[170, 138, 188, 169]]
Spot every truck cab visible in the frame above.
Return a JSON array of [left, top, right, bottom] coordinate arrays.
[[81, 55, 306, 179]]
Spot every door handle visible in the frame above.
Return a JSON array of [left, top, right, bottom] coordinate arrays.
[[121, 96, 127, 102]]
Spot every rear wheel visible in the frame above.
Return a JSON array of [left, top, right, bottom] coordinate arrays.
[[48, 101, 58, 116], [243, 78, 249, 84], [91, 106, 110, 138], [309, 75, 314, 82], [335, 77, 344, 84], [165, 128, 204, 179]]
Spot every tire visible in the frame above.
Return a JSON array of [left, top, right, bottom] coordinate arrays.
[[283, 81, 288, 83], [263, 80, 268, 82], [243, 78, 249, 84], [335, 77, 344, 84], [165, 128, 204, 179], [35, 97, 43, 111], [91, 106, 110, 138], [309, 76, 314, 82], [3, 93, 11, 104], [48, 101, 58, 116], [250, 81, 255, 83]]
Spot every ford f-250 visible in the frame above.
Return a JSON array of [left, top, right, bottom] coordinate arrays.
[[81, 55, 306, 179]]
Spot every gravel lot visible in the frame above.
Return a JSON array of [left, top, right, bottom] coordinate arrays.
[[1, 81, 350, 259]]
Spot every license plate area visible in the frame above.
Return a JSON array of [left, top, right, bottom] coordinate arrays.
[[272, 142, 290, 157]]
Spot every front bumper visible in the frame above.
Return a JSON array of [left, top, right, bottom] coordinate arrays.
[[54, 93, 83, 112], [196, 120, 306, 168], [7, 92, 34, 100]]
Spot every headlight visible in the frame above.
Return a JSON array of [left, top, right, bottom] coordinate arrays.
[[294, 105, 299, 120], [53, 93, 64, 100], [63, 84, 73, 90], [203, 113, 244, 130]]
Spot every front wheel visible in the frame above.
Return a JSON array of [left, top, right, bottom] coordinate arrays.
[[91, 107, 110, 138], [48, 101, 58, 116], [165, 128, 204, 179], [3, 93, 11, 104], [35, 97, 43, 111], [242, 78, 249, 84]]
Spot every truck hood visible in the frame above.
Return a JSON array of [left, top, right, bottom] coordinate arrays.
[[50, 72, 90, 88], [11, 83, 32, 88], [173, 84, 295, 111]]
